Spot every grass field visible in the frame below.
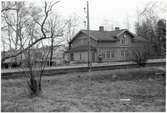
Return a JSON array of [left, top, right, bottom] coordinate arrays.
[[1, 66, 165, 112]]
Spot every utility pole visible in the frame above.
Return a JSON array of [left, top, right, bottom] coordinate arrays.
[[160, 37, 163, 58], [86, 1, 91, 72]]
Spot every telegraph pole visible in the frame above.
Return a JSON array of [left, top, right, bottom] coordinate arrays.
[[87, 1, 91, 72]]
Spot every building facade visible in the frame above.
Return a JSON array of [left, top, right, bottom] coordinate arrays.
[[66, 26, 147, 63]]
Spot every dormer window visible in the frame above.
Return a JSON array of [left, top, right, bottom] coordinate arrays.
[[121, 37, 125, 44], [121, 33, 127, 45]]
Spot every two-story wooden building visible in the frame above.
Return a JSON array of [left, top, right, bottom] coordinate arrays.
[[65, 26, 147, 63]]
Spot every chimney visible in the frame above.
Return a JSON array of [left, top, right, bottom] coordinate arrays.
[[99, 26, 104, 31], [115, 27, 120, 30]]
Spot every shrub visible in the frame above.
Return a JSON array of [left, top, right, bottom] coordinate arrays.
[[133, 48, 148, 67]]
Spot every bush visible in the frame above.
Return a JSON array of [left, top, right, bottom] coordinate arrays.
[[133, 49, 148, 67]]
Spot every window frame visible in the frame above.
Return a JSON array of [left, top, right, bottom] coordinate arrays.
[[125, 50, 129, 56], [106, 50, 110, 59], [121, 37, 125, 45], [102, 51, 106, 59], [111, 50, 115, 58], [120, 33, 129, 45], [121, 49, 129, 57], [121, 50, 124, 56]]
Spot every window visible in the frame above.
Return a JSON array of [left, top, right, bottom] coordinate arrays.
[[101, 50, 106, 59], [121, 38, 125, 44], [121, 49, 129, 57], [102, 52, 105, 59], [125, 50, 129, 56], [101, 49, 116, 59], [106, 50, 110, 59], [121, 33, 129, 45], [111, 51, 115, 58], [121, 50, 124, 56]]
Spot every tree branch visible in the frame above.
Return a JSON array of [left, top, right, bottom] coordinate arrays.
[[1, 8, 17, 12], [2, 36, 49, 62], [2, 33, 63, 62]]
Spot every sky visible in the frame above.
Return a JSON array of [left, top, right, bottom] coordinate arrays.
[[43, 0, 166, 33], [1, 0, 166, 51], [23, 0, 166, 32]]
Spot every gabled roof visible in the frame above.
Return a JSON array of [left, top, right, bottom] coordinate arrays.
[[82, 29, 127, 41], [70, 29, 147, 44], [70, 29, 134, 43]]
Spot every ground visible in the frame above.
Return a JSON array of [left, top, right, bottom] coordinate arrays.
[[1, 66, 165, 112]]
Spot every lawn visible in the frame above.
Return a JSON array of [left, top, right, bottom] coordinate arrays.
[[1, 66, 165, 112]]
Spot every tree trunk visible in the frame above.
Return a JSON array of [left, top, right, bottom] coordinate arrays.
[[49, 37, 54, 66], [27, 48, 42, 97]]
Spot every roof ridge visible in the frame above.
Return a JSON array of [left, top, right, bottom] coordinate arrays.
[[81, 29, 126, 32]]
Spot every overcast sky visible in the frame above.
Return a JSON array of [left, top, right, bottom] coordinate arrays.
[[41, 0, 166, 32], [1, 0, 166, 51], [28, 0, 166, 32]]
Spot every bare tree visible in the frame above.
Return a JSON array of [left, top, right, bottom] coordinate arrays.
[[24, 1, 61, 96], [65, 15, 80, 50], [1, 1, 33, 63], [1, 1, 61, 63], [134, 1, 162, 58], [46, 15, 65, 66], [22, 44, 51, 96], [156, 19, 166, 57], [2, 1, 61, 96]]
